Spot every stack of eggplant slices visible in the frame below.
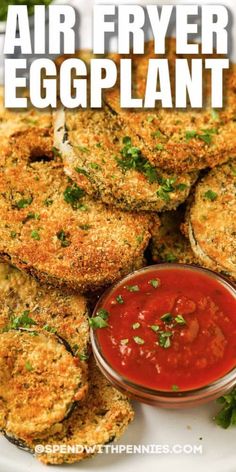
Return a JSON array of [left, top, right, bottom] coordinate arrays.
[[0, 39, 235, 465]]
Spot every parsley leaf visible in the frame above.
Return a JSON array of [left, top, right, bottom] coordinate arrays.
[[63, 183, 85, 209], [133, 336, 145, 345], [149, 279, 160, 288], [25, 361, 33, 371], [16, 197, 33, 209], [31, 230, 40, 240], [116, 295, 124, 304], [89, 317, 108, 329], [116, 137, 160, 184], [164, 252, 177, 263], [57, 230, 71, 247], [89, 309, 110, 329], [204, 190, 218, 201], [150, 325, 160, 332], [132, 322, 141, 330], [126, 285, 140, 292], [157, 177, 177, 202], [185, 128, 217, 145], [175, 314, 187, 325], [9, 311, 37, 329], [160, 313, 173, 324], [214, 388, 236, 429], [158, 331, 173, 348]]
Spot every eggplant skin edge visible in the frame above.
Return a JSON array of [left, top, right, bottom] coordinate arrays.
[[0, 329, 87, 445]]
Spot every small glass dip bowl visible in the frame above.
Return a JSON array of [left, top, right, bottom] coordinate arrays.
[[90, 264, 236, 408]]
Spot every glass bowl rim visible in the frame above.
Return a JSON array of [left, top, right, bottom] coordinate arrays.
[[90, 263, 236, 405]]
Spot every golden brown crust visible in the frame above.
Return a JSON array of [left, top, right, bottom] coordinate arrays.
[[0, 129, 152, 292], [0, 329, 86, 441], [54, 107, 197, 212], [27, 357, 134, 465], [0, 86, 52, 149], [0, 262, 90, 359], [188, 160, 236, 279], [151, 208, 198, 265], [105, 39, 236, 173]]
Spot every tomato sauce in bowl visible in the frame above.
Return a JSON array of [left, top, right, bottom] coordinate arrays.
[[91, 265, 236, 407]]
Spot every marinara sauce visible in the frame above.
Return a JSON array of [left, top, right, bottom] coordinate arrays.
[[95, 266, 236, 391]]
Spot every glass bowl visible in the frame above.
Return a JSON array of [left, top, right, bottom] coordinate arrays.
[[90, 264, 236, 409]]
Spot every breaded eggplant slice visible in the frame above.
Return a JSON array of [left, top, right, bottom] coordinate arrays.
[[151, 208, 198, 265], [0, 129, 152, 292], [188, 160, 236, 279], [54, 108, 197, 212], [0, 330, 86, 442], [106, 38, 236, 173], [0, 262, 89, 360], [25, 357, 134, 465], [0, 86, 52, 149]]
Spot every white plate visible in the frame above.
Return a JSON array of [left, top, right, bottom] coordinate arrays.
[[0, 399, 235, 472]]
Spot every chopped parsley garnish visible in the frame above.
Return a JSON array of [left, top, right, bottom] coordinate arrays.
[[16, 197, 33, 209], [89, 317, 108, 329], [9, 310, 37, 329], [44, 198, 53, 206], [10, 231, 17, 238], [157, 188, 170, 202], [211, 109, 219, 121], [158, 331, 173, 348], [89, 309, 110, 329], [75, 145, 89, 153], [185, 130, 198, 140], [116, 136, 160, 184], [75, 167, 89, 177], [116, 295, 124, 304], [151, 130, 165, 139], [120, 338, 129, 345], [57, 230, 71, 247], [27, 212, 40, 220], [97, 308, 109, 319], [63, 183, 85, 209], [133, 336, 145, 345], [160, 313, 173, 324], [90, 162, 102, 170], [175, 315, 187, 325], [136, 234, 144, 243], [151, 325, 160, 332], [31, 230, 40, 240], [79, 224, 91, 231], [132, 322, 141, 330], [214, 388, 236, 429], [23, 212, 40, 224], [78, 352, 89, 361], [149, 279, 160, 288], [157, 177, 176, 202], [25, 361, 33, 371], [52, 146, 62, 158], [172, 384, 179, 391], [43, 324, 57, 333], [164, 252, 177, 263], [176, 183, 187, 191], [156, 143, 164, 151], [185, 128, 217, 145], [204, 190, 218, 201], [126, 285, 140, 292]]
